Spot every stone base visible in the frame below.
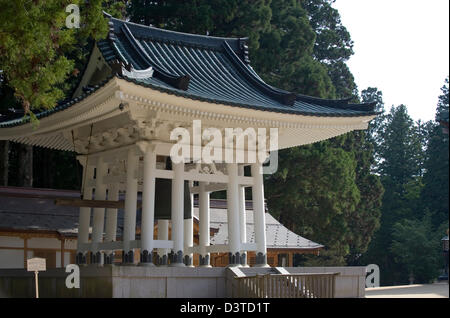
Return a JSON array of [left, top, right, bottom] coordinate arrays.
[[226, 264, 242, 268], [169, 262, 186, 268], [155, 254, 168, 266], [138, 262, 156, 267], [0, 266, 368, 298], [120, 263, 137, 267]]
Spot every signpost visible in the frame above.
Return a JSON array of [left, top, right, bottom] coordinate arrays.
[[27, 258, 46, 298]]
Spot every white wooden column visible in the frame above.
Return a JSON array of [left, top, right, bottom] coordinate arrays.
[[157, 220, 169, 265], [122, 148, 138, 264], [170, 162, 185, 266], [238, 165, 248, 267], [76, 164, 94, 265], [199, 182, 211, 267], [104, 183, 119, 264], [227, 163, 241, 266], [92, 157, 108, 265], [140, 145, 156, 266], [183, 181, 194, 267], [251, 163, 268, 267]]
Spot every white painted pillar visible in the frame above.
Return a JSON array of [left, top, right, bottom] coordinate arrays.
[[140, 145, 156, 266], [122, 148, 138, 264], [183, 181, 194, 266], [251, 163, 268, 267], [170, 162, 185, 266], [157, 220, 169, 265], [199, 182, 211, 267], [238, 165, 248, 266], [227, 163, 241, 266], [76, 165, 94, 265], [104, 183, 119, 264], [92, 157, 108, 265]]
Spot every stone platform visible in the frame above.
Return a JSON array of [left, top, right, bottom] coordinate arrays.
[[365, 283, 449, 298], [0, 266, 366, 298]]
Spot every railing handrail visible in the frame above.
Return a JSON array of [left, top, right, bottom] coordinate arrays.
[[234, 272, 340, 279]]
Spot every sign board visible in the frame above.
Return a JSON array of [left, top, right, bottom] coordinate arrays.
[[27, 258, 46, 272]]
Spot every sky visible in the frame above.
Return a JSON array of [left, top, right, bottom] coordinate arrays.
[[333, 0, 449, 122]]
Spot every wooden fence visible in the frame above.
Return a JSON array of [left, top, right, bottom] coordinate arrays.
[[234, 273, 339, 298]]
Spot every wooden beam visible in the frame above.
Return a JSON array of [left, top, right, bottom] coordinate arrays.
[[23, 237, 28, 268], [61, 239, 65, 268], [54, 198, 142, 209]]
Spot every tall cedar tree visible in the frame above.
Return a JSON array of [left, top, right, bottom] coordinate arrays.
[[0, 1, 125, 188], [421, 78, 449, 228], [362, 105, 427, 285], [385, 79, 449, 284], [128, 0, 272, 52]]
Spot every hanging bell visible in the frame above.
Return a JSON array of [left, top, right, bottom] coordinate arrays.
[[154, 178, 192, 220]]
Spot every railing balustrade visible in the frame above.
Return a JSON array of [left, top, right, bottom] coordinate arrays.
[[234, 273, 339, 298]]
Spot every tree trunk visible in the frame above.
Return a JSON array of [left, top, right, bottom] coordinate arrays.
[[18, 144, 33, 187], [0, 140, 9, 186]]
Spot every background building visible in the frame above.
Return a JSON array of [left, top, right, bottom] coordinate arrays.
[[0, 186, 322, 269]]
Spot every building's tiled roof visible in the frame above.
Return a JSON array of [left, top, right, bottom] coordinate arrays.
[[105, 17, 376, 117], [0, 187, 126, 237], [0, 187, 322, 251], [193, 208, 323, 251], [0, 14, 377, 128]]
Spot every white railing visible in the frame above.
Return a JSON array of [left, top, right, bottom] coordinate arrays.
[[234, 273, 339, 298]]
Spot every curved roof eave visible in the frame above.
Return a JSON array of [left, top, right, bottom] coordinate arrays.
[[0, 74, 376, 131], [0, 15, 378, 129]]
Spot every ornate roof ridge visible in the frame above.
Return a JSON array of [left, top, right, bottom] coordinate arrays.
[[222, 42, 297, 106], [106, 14, 247, 53], [103, 13, 376, 112], [119, 23, 190, 90]]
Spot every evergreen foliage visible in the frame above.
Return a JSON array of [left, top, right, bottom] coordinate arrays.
[[363, 79, 449, 284], [0, 0, 110, 123], [0, 1, 447, 284]]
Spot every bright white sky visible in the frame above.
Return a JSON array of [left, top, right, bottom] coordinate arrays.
[[333, 0, 449, 122]]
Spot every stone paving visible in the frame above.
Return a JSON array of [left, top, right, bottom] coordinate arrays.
[[365, 282, 449, 298]]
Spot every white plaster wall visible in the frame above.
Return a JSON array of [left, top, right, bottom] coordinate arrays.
[[27, 237, 61, 249], [64, 252, 71, 267], [0, 236, 24, 248], [56, 252, 61, 268], [112, 267, 227, 298], [0, 250, 24, 269]]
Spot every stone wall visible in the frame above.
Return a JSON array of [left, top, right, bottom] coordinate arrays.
[[112, 267, 227, 298], [0, 266, 365, 298], [0, 267, 113, 298]]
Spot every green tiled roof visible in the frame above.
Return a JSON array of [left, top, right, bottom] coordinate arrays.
[[105, 17, 376, 117], [0, 15, 377, 128]]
